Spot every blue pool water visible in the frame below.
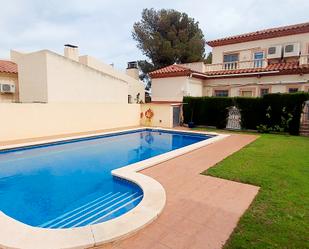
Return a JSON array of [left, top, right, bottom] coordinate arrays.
[[0, 129, 212, 228]]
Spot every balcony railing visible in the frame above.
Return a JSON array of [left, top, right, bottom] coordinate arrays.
[[300, 54, 309, 65], [204, 55, 309, 73], [204, 59, 268, 72]]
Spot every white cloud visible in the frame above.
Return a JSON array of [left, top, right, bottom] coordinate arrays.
[[0, 0, 308, 68]]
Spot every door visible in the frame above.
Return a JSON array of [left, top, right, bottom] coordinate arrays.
[[173, 106, 180, 127]]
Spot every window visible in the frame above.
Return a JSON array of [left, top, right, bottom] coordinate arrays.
[[254, 51, 264, 68], [214, 90, 229, 97], [240, 91, 253, 97], [260, 88, 269, 97], [288, 88, 299, 93], [223, 53, 239, 70]]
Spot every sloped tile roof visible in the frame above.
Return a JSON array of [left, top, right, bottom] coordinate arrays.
[[206, 22, 309, 47], [149, 65, 192, 78], [149, 62, 309, 79], [0, 60, 18, 74]]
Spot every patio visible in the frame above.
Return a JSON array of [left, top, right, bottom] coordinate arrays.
[[94, 133, 259, 249]]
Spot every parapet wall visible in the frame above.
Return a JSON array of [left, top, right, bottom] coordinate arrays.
[[0, 103, 140, 142]]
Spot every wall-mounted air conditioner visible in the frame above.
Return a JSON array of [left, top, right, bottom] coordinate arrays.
[[267, 45, 283, 59], [283, 43, 300, 57], [0, 83, 15, 93]]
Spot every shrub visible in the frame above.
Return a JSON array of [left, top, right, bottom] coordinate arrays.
[[183, 93, 309, 135]]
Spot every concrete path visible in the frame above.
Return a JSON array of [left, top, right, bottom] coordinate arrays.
[[94, 134, 259, 249]]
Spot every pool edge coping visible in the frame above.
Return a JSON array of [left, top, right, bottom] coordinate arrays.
[[0, 127, 229, 249]]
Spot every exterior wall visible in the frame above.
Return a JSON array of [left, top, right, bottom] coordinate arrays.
[[14, 50, 48, 103], [46, 52, 128, 103], [79, 55, 145, 103], [212, 33, 309, 64], [14, 50, 131, 103], [180, 62, 205, 72], [203, 74, 309, 97], [140, 103, 173, 128], [0, 72, 19, 103], [0, 103, 140, 142], [188, 78, 203, 97], [152, 76, 189, 102]]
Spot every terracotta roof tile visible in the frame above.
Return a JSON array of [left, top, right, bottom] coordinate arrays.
[[206, 22, 309, 47], [0, 60, 18, 74], [149, 62, 309, 79], [149, 65, 192, 78]]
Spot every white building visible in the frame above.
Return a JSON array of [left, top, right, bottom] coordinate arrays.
[[150, 22, 309, 102], [1, 45, 145, 104]]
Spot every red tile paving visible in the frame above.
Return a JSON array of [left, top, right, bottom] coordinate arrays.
[[93, 133, 260, 249]]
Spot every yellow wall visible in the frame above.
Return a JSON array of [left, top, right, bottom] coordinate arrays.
[[0, 103, 140, 142], [141, 104, 173, 128]]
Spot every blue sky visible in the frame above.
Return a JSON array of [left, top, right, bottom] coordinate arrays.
[[1, 0, 308, 70]]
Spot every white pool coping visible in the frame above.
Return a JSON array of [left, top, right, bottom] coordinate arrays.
[[0, 127, 229, 249]]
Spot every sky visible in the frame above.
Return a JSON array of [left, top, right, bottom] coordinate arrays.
[[1, 0, 308, 70]]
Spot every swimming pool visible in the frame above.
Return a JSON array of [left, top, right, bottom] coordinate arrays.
[[0, 128, 213, 229]]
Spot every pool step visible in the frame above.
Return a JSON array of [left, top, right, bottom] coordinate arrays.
[[39, 191, 143, 229]]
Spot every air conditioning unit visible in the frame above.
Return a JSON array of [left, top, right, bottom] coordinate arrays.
[[0, 83, 15, 93], [283, 43, 300, 57], [267, 45, 283, 59]]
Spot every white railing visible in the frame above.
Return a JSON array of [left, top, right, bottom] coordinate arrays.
[[204, 59, 268, 72], [299, 54, 309, 65], [204, 55, 309, 73]]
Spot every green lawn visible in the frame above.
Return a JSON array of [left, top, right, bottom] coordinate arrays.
[[199, 129, 309, 249]]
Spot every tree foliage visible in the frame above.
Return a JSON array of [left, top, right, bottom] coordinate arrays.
[[133, 8, 206, 75], [205, 52, 212, 64]]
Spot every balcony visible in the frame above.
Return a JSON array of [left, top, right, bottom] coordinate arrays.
[[204, 55, 309, 72], [300, 54, 309, 65], [204, 59, 268, 72]]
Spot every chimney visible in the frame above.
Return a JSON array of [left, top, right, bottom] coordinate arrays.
[[64, 44, 79, 61], [126, 61, 139, 80]]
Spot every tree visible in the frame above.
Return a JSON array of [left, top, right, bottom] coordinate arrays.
[[133, 8, 206, 81], [205, 52, 212, 64]]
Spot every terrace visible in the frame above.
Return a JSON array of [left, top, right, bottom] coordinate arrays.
[[204, 54, 309, 72]]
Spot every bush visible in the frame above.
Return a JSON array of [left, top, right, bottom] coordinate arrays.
[[183, 93, 309, 135]]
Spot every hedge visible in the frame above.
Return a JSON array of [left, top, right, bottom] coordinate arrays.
[[183, 93, 309, 135]]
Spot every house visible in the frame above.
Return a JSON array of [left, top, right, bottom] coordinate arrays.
[[149, 22, 309, 101], [0, 60, 18, 102], [1, 45, 145, 103]]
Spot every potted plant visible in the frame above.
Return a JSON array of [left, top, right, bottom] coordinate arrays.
[[188, 104, 195, 128]]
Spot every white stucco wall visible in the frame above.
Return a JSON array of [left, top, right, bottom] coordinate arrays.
[[203, 74, 309, 97], [152, 76, 189, 102], [79, 55, 145, 103], [14, 50, 48, 103], [187, 78, 203, 97], [0, 103, 140, 142], [12, 50, 143, 104], [211, 33, 309, 64], [45, 52, 128, 103]]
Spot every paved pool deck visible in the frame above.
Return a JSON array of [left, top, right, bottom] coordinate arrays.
[[93, 132, 259, 249]]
